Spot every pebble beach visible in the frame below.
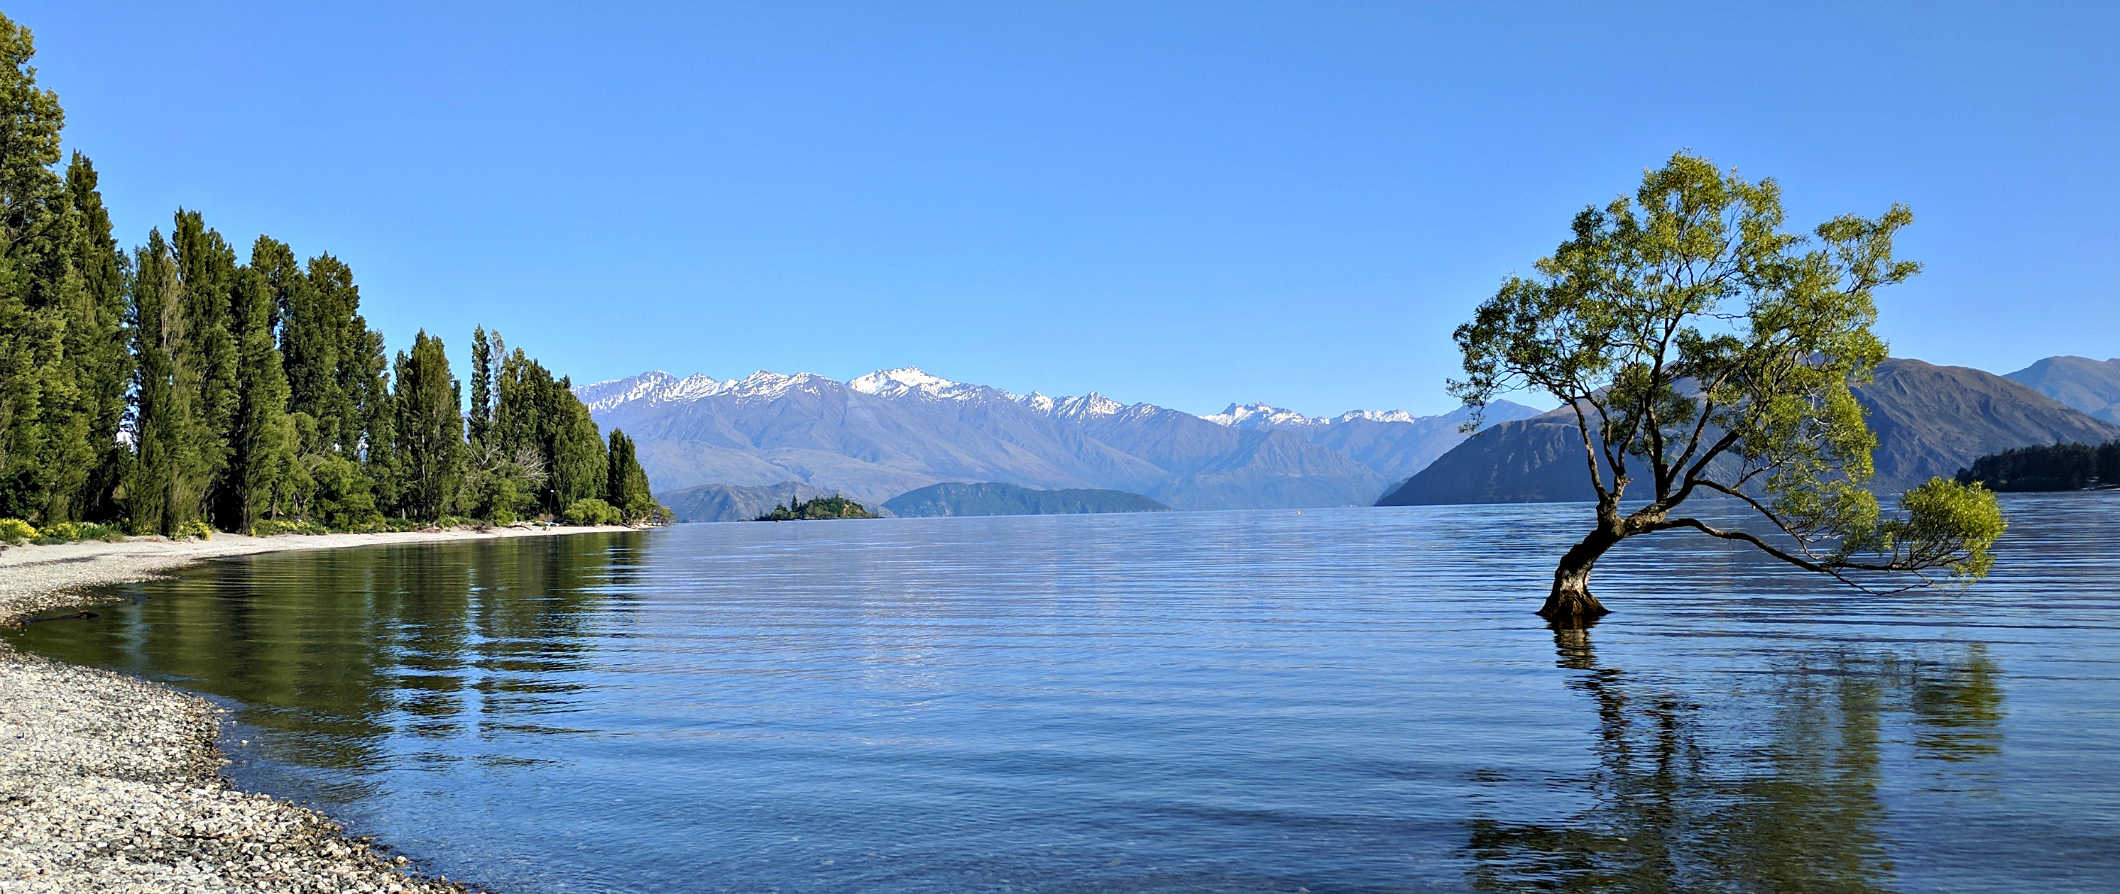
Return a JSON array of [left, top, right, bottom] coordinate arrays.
[[0, 526, 633, 893]]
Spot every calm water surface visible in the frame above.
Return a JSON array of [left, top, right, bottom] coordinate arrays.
[[11, 496, 2120, 892]]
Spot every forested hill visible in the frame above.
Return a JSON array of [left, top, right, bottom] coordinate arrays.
[[883, 482, 1171, 517], [0, 13, 656, 536], [1379, 358, 2120, 505], [1957, 441, 2120, 492]]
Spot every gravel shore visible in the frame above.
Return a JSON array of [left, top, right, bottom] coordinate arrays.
[[0, 525, 637, 892]]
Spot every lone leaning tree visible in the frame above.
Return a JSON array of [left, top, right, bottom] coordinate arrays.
[[1450, 152, 2005, 625]]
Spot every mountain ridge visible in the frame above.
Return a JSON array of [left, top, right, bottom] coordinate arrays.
[[581, 366, 1540, 511], [883, 482, 1171, 518], [1378, 357, 2120, 506]]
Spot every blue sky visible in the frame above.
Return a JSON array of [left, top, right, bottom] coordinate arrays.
[[13, 1, 2116, 416]]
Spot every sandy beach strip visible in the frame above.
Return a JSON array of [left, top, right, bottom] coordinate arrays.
[[0, 524, 639, 893]]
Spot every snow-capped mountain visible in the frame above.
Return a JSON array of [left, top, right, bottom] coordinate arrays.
[[578, 366, 1542, 519]]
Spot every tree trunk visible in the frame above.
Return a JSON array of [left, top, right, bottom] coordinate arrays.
[[1540, 525, 1619, 626]]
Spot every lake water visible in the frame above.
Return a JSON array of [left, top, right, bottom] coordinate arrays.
[[10, 496, 2119, 892]]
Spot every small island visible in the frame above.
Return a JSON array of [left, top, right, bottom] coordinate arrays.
[[753, 496, 877, 521]]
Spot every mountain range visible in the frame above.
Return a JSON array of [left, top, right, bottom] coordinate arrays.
[[578, 368, 1541, 518], [1378, 358, 2120, 505], [2004, 356, 2120, 424]]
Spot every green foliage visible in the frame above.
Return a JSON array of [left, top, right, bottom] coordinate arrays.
[[175, 519, 214, 541], [250, 517, 327, 537], [25, 520, 124, 543], [1956, 440, 2120, 492], [561, 497, 621, 526], [63, 153, 132, 524], [310, 455, 382, 532], [128, 230, 210, 537], [754, 495, 876, 522], [389, 330, 464, 520], [1450, 152, 2005, 595], [0, 518, 34, 545], [492, 342, 607, 516], [604, 429, 657, 522], [227, 256, 295, 532], [0, 15, 76, 524], [469, 325, 493, 448]]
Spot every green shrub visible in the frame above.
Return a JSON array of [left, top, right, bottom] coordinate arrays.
[[435, 515, 476, 530], [561, 498, 621, 526], [0, 518, 36, 545], [252, 518, 327, 537], [176, 519, 215, 541], [72, 522, 126, 543], [34, 521, 82, 544]]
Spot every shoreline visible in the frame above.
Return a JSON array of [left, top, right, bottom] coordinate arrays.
[[0, 524, 640, 892]]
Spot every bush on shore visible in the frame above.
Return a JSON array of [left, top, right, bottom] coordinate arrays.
[[562, 498, 622, 526], [0, 519, 129, 545], [1, 518, 38, 545], [251, 518, 329, 537]]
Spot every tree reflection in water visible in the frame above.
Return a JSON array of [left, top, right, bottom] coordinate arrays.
[[1465, 624, 2004, 892]]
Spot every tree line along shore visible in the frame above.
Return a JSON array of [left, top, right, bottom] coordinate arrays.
[[0, 14, 660, 545], [1956, 439, 2120, 492]]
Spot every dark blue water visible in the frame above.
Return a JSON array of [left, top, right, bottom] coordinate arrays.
[[11, 496, 2119, 891]]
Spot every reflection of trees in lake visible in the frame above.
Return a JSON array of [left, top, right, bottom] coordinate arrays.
[[16, 533, 641, 776], [1465, 626, 2004, 892]]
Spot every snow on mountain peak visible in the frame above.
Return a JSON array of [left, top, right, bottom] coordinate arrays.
[[1334, 409, 1419, 424], [580, 367, 1484, 428], [1053, 392, 1124, 418], [1204, 403, 1325, 428], [849, 367, 969, 399]]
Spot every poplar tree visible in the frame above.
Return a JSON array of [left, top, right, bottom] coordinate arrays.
[[283, 253, 349, 452], [605, 429, 653, 520], [390, 330, 464, 519], [469, 325, 493, 448], [0, 14, 67, 520], [128, 231, 207, 535], [172, 209, 239, 522], [64, 152, 131, 522], [227, 260, 294, 531]]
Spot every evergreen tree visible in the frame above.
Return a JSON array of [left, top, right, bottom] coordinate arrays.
[[390, 330, 464, 520]]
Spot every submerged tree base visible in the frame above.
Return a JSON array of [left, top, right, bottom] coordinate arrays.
[[1538, 588, 1609, 627]]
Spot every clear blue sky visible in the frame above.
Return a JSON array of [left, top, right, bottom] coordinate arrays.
[[14, 1, 2116, 416]]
